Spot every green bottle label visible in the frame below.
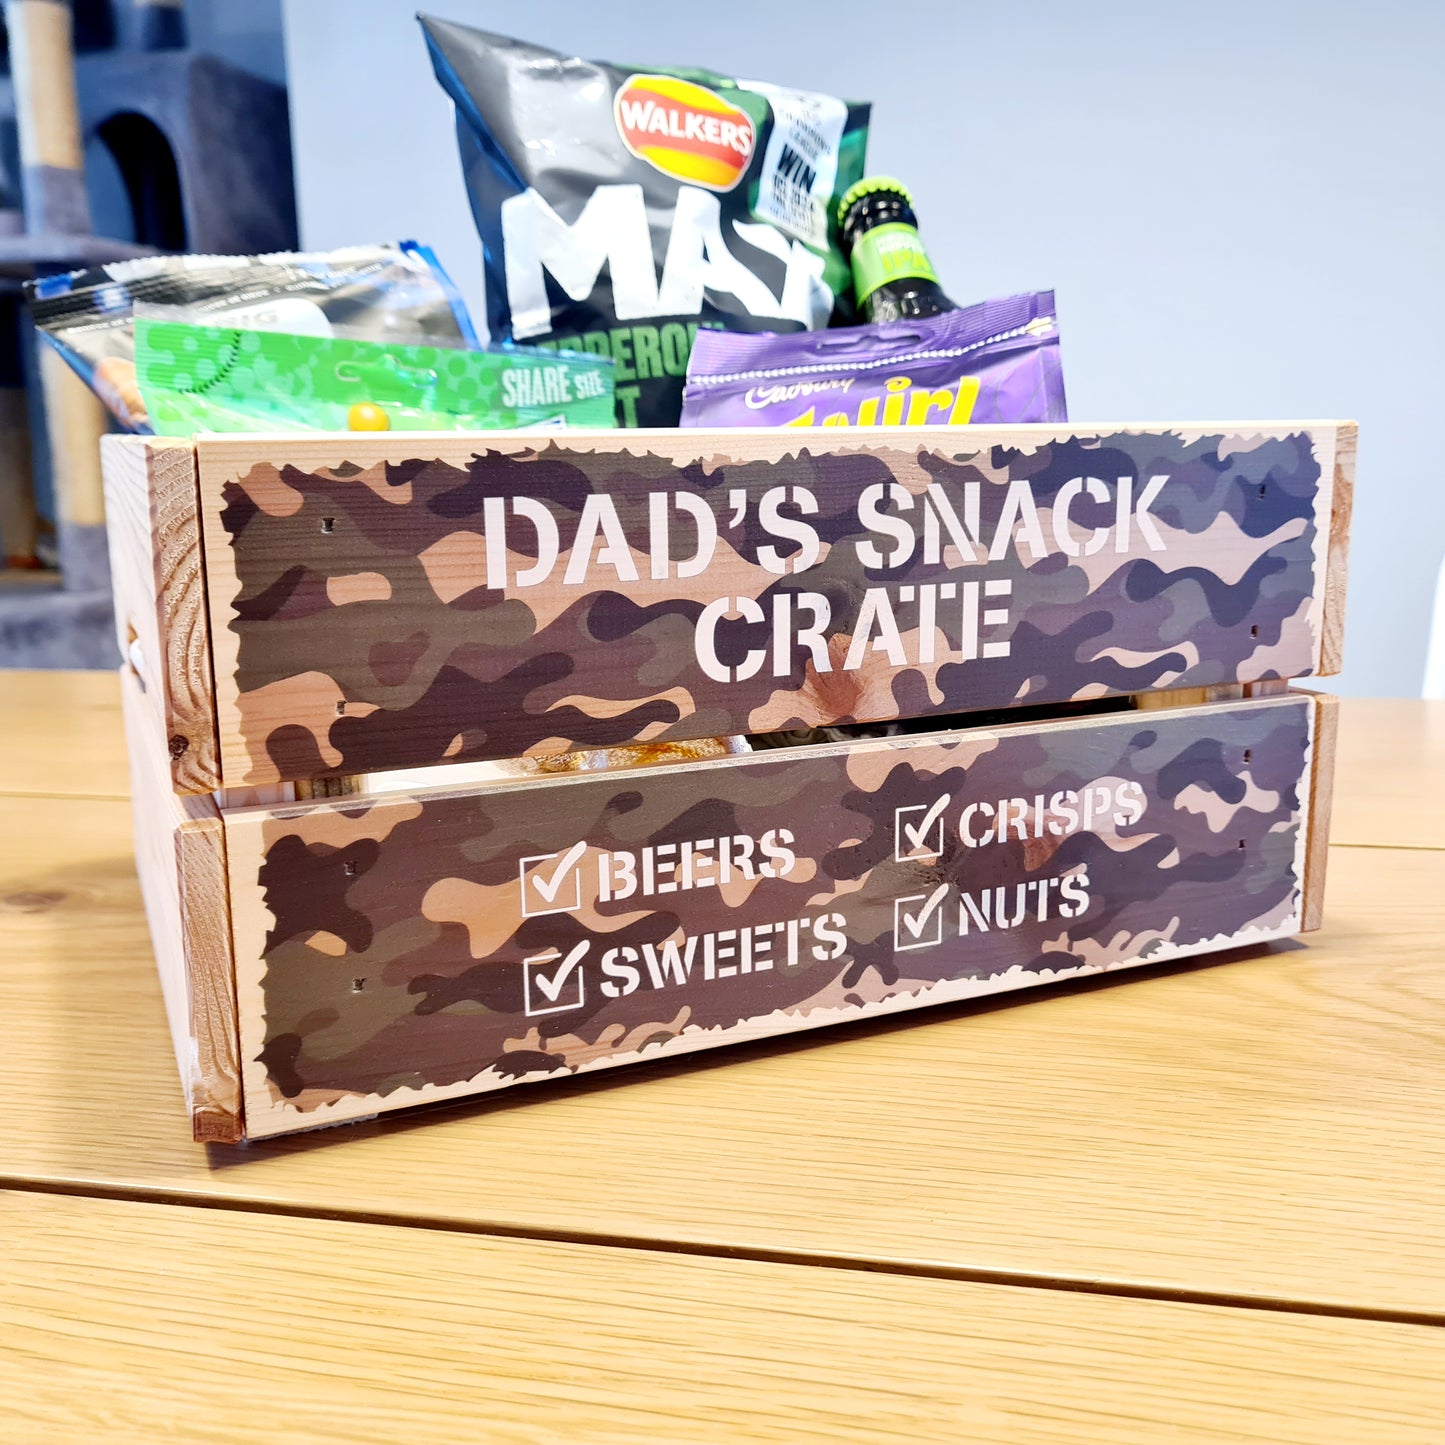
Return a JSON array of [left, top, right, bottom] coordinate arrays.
[[849, 222, 940, 303]]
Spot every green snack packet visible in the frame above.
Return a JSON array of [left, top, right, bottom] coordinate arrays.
[[134, 317, 616, 434]]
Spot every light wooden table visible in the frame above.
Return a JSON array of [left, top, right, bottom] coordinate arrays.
[[3, 670, 1444, 1442]]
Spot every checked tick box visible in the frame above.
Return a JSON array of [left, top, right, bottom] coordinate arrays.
[[893, 883, 950, 952], [519, 841, 588, 917], [523, 942, 588, 1017], [895, 793, 950, 863]]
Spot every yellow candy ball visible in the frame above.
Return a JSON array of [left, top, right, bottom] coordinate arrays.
[[348, 402, 390, 431]]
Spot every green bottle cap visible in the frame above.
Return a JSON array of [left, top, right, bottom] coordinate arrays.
[[836, 176, 915, 231]]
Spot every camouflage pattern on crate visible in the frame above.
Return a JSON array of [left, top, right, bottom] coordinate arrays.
[[228, 694, 1315, 1136], [201, 426, 1340, 786]]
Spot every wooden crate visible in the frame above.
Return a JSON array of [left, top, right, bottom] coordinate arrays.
[[103, 422, 1354, 1142]]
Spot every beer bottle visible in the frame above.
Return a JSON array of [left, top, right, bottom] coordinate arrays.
[[837, 177, 957, 323]]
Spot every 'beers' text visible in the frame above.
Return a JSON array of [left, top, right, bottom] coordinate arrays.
[[598, 828, 796, 902]]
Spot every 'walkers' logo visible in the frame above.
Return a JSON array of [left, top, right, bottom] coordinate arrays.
[[615, 74, 755, 191]]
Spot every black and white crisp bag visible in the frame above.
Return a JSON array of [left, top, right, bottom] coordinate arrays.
[[421, 16, 870, 425]]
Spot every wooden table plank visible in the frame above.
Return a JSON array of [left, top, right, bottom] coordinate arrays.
[[3, 789, 1445, 1316], [1325, 697, 1445, 849], [0, 669, 127, 799], [6, 1189, 1444, 1445]]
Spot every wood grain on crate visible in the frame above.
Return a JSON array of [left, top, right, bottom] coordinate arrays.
[[5, 1189, 1445, 1445], [1321, 421, 1357, 676], [190, 422, 1348, 787], [1302, 692, 1339, 930], [4, 780, 1445, 1316], [101, 433, 218, 794], [102, 435, 240, 1136]]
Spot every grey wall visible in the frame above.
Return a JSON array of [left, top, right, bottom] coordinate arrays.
[[282, 0, 1445, 697], [186, 0, 287, 85]]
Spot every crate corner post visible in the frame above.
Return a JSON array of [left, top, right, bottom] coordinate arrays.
[[103, 433, 243, 1144]]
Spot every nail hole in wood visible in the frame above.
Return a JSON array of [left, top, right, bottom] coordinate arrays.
[[351, 978, 366, 993], [335, 700, 346, 715], [1258, 483, 1267, 498], [1237, 838, 1247, 849], [1250, 625, 1259, 638], [1243, 749, 1252, 764], [321, 516, 335, 533], [344, 860, 358, 877]]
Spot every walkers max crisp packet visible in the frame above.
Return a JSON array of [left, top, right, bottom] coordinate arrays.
[[420, 15, 870, 427], [680, 291, 1066, 428]]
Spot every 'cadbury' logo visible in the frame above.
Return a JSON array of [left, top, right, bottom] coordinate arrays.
[[614, 74, 755, 192]]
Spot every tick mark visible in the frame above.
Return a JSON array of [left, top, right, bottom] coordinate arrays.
[[894, 883, 950, 951], [522, 841, 588, 910], [523, 941, 589, 1014]]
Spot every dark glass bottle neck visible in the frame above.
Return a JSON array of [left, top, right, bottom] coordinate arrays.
[[840, 190, 919, 255], [842, 189, 955, 320], [862, 284, 955, 323]]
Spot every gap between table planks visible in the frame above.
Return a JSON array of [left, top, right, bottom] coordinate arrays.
[[5, 1188, 1445, 1445], [4, 784, 1445, 1319]]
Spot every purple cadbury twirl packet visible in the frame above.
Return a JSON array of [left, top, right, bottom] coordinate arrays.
[[680, 289, 1064, 428]]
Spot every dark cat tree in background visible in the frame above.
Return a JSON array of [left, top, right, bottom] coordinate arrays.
[[0, 0, 295, 666]]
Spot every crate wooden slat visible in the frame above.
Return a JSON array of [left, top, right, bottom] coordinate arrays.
[[193, 423, 1352, 789], [101, 422, 1354, 1142], [225, 691, 1324, 1139]]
